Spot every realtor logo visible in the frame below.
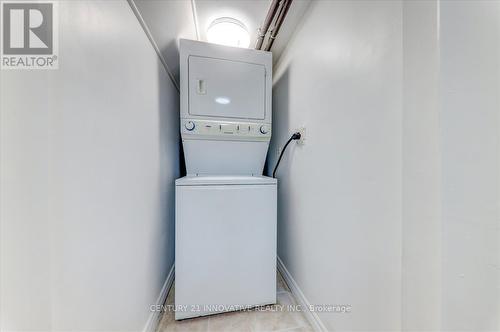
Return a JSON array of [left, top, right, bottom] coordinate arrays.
[[1, 1, 58, 69]]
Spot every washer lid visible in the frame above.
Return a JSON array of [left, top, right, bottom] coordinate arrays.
[[175, 175, 277, 186]]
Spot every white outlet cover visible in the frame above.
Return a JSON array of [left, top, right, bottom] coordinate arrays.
[[297, 127, 306, 145]]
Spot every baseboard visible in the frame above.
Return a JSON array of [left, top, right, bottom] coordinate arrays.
[[277, 256, 328, 332], [144, 259, 325, 331], [143, 263, 175, 332]]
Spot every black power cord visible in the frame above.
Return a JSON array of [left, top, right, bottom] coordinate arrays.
[[272, 132, 301, 178]]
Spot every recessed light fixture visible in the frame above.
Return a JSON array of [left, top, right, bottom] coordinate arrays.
[[206, 17, 250, 48]]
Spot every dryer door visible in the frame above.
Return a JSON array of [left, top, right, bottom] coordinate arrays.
[[188, 56, 266, 120]]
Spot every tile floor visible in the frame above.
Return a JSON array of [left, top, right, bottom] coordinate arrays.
[[156, 272, 312, 332]]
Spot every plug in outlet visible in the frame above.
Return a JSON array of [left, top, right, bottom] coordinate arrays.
[[296, 127, 306, 145]]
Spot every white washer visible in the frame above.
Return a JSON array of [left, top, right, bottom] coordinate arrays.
[[176, 40, 276, 320], [175, 175, 277, 320]]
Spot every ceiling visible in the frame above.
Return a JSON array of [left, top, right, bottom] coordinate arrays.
[[132, 0, 311, 86]]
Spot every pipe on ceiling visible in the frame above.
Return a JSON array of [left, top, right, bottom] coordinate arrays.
[[255, 0, 281, 50], [263, 0, 293, 52]]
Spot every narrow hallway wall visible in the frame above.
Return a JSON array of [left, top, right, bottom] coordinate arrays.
[[440, 1, 500, 330], [269, 1, 403, 330], [0, 0, 179, 330], [270, 0, 500, 331], [402, 1, 441, 330]]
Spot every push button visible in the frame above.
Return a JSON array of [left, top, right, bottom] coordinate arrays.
[[220, 124, 237, 134], [237, 124, 250, 135], [200, 123, 214, 134]]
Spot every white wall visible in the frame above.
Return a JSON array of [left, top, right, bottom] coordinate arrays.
[[269, 1, 403, 330], [440, 1, 500, 330], [402, 1, 441, 330], [0, 1, 179, 330], [271, 1, 500, 331]]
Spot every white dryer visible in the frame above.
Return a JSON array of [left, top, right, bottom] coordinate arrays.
[[175, 40, 276, 320]]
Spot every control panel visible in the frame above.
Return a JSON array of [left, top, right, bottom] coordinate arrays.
[[181, 119, 271, 140]]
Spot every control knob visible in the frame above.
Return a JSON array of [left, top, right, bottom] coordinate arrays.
[[185, 121, 195, 131], [259, 125, 269, 135]]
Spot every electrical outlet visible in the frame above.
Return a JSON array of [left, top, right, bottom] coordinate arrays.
[[297, 127, 306, 145]]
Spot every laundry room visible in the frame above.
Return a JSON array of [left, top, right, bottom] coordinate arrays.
[[1, 1, 499, 332]]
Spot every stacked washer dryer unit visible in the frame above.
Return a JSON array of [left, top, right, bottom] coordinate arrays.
[[175, 39, 277, 320]]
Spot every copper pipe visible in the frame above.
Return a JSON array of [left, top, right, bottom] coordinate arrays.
[[255, 0, 281, 50], [264, 0, 292, 52]]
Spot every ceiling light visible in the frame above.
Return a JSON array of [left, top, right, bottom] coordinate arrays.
[[206, 17, 250, 48]]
